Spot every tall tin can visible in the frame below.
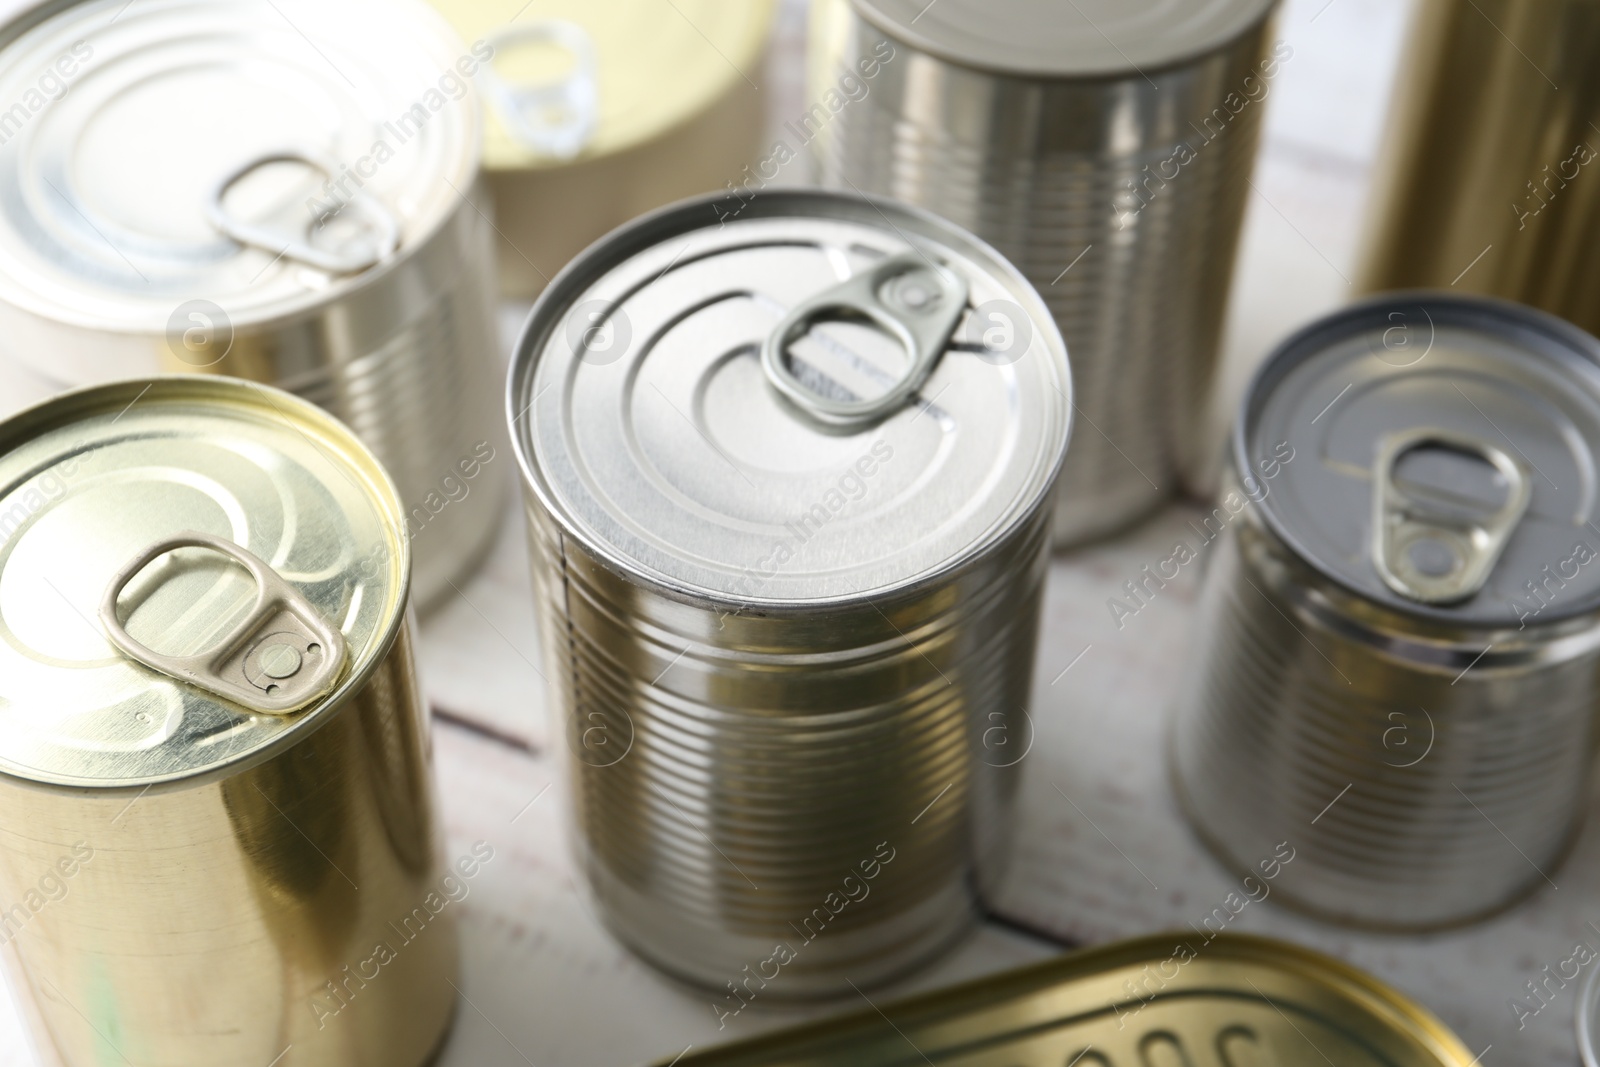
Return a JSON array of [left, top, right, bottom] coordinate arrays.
[[0, 378, 457, 1066], [1173, 294, 1600, 930], [808, 0, 1281, 547], [508, 190, 1070, 996], [428, 0, 775, 299], [1359, 0, 1600, 333], [0, 0, 507, 611]]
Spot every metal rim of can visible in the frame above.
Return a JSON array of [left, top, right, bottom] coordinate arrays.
[[1235, 289, 1600, 629], [505, 187, 1073, 612], [0, 0, 481, 336], [1580, 955, 1600, 1067], [844, 0, 1280, 80], [0, 375, 412, 795]]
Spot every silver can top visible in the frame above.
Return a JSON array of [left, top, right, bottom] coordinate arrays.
[[509, 190, 1070, 607], [1242, 294, 1600, 628], [0, 0, 478, 335], [848, 0, 1278, 79]]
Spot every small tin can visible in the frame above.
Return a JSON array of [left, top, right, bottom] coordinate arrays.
[[1173, 294, 1600, 930], [809, 0, 1280, 547], [429, 0, 775, 298], [0, 378, 456, 1067], [509, 190, 1070, 995], [1360, 0, 1600, 336], [0, 0, 506, 610], [659, 933, 1478, 1067]]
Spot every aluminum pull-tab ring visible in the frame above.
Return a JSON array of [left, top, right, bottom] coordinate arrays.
[[481, 21, 599, 159], [206, 148, 400, 275], [761, 252, 969, 428], [1371, 428, 1533, 605], [100, 532, 348, 715]]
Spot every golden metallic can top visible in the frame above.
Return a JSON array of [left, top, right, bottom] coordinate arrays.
[[663, 934, 1477, 1067]]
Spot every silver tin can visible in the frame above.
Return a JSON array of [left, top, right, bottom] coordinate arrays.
[[0, 0, 506, 610], [1173, 294, 1600, 930], [809, 0, 1280, 547], [508, 190, 1070, 996]]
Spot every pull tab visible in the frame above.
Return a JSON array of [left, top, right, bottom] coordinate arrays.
[[761, 252, 969, 427], [206, 149, 400, 274], [1371, 429, 1532, 604], [99, 533, 348, 715], [480, 21, 599, 159]]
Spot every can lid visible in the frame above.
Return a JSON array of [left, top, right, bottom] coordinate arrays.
[[0, 378, 408, 789], [848, 0, 1278, 78], [1241, 294, 1600, 627], [510, 190, 1070, 607], [0, 0, 476, 336], [658, 934, 1477, 1067], [430, 0, 773, 170]]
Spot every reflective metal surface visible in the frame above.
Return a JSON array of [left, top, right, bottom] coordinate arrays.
[[811, 0, 1278, 547], [1173, 295, 1600, 930], [658, 934, 1478, 1067], [1360, 0, 1600, 335], [0, 379, 457, 1067], [431, 0, 774, 297], [509, 190, 1068, 994], [0, 0, 506, 609]]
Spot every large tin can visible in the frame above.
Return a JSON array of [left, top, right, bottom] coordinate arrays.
[[1173, 294, 1600, 930], [508, 190, 1070, 995], [429, 0, 775, 298], [0, 378, 457, 1067], [0, 0, 506, 610], [1359, 0, 1600, 334], [809, 0, 1280, 547]]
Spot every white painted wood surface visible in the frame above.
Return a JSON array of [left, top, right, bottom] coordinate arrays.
[[6, 1, 1586, 1065]]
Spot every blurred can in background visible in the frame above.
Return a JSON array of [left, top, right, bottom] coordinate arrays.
[[429, 0, 775, 298], [1174, 294, 1600, 930], [1360, 0, 1600, 333], [0, 0, 506, 610], [0, 378, 455, 1067], [508, 190, 1070, 995], [809, 0, 1280, 547]]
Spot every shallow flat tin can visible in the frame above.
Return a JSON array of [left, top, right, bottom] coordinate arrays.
[[0, 378, 456, 1067], [661, 934, 1476, 1067]]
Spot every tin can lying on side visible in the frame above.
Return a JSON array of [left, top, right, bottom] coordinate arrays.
[[429, 0, 774, 298], [658, 933, 1477, 1067], [809, 0, 1280, 547], [509, 190, 1070, 995], [1360, 0, 1600, 335], [0, 379, 456, 1067], [1173, 294, 1600, 930], [0, 0, 506, 610]]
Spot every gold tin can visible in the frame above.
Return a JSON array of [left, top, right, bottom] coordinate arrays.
[[0, 379, 456, 1067], [1359, 0, 1600, 330], [664, 933, 1476, 1067], [429, 0, 775, 297]]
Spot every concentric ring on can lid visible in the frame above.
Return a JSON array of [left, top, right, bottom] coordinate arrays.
[[0, 378, 408, 790], [848, 0, 1279, 79], [1240, 293, 1600, 627], [509, 190, 1071, 607], [0, 0, 477, 335], [1579, 951, 1600, 1067]]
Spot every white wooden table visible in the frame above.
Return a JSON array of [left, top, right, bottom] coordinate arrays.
[[4, 1, 1584, 1064]]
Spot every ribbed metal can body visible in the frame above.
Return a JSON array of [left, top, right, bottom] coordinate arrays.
[[1173, 516, 1600, 929], [0, 0, 507, 611], [1171, 294, 1600, 930], [1359, 0, 1600, 333], [509, 190, 1070, 996], [0, 378, 458, 1066], [808, 0, 1278, 547]]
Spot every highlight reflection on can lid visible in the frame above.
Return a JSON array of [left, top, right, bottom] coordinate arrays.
[[849, 0, 1279, 78], [0, 0, 476, 334], [1242, 294, 1600, 627], [0, 378, 407, 790], [510, 190, 1070, 606]]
